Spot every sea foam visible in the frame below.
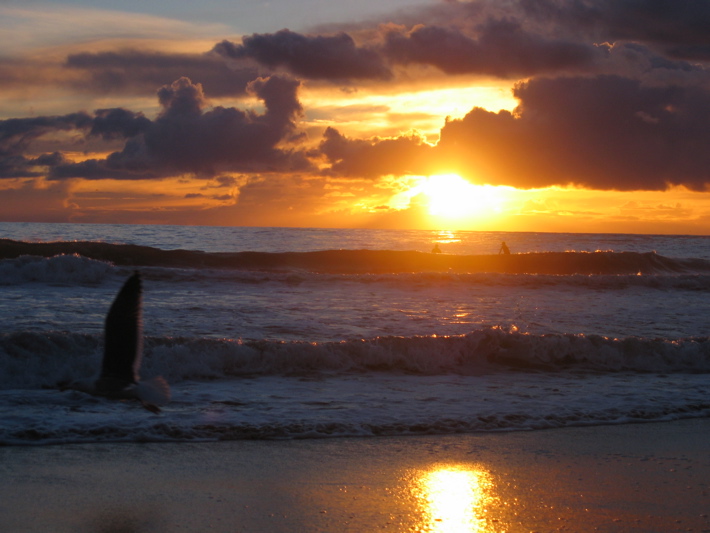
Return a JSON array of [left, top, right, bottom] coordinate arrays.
[[3, 328, 710, 392], [0, 254, 113, 285]]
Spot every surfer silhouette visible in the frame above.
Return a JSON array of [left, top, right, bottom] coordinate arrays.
[[432, 243, 442, 254], [499, 241, 510, 255]]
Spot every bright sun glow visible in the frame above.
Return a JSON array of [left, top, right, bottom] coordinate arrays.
[[420, 173, 504, 219], [385, 173, 513, 228]]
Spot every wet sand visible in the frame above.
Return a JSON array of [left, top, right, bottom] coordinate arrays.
[[1, 418, 709, 532]]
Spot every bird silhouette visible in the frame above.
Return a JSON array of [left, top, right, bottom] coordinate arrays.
[[66, 272, 170, 413]]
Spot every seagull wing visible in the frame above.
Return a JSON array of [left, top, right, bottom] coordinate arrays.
[[101, 272, 143, 383]]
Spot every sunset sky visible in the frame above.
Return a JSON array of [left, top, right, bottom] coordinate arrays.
[[2, 0, 710, 233]]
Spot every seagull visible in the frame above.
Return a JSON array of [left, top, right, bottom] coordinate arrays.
[[65, 272, 170, 413]]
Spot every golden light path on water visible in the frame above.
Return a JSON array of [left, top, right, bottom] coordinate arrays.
[[410, 464, 498, 532], [432, 229, 461, 245]]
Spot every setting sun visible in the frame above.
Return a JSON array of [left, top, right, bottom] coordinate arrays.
[[423, 174, 480, 217], [418, 174, 506, 221], [383, 173, 513, 229]]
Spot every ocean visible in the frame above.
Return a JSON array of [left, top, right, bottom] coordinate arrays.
[[1, 222, 709, 445]]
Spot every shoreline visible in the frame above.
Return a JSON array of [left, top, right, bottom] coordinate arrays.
[[2, 418, 709, 532]]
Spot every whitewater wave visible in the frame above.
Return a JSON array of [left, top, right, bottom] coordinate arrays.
[[0, 254, 113, 285], [4, 403, 709, 445], [2, 366, 709, 446], [2, 327, 709, 392]]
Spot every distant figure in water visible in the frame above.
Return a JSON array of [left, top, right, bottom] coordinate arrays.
[[499, 241, 510, 255], [63, 272, 170, 413], [432, 243, 442, 254]]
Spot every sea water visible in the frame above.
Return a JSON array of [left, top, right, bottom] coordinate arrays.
[[0, 222, 709, 445]]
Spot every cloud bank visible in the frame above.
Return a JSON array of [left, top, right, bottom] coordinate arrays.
[[1, 75, 312, 181], [2, 0, 710, 228]]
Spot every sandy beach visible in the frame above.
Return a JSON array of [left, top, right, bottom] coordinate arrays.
[[1, 418, 709, 532]]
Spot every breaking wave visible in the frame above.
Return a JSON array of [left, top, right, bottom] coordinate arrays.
[[3, 249, 710, 292], [2, 327, 709, 392], [3, 238, 710, 276]]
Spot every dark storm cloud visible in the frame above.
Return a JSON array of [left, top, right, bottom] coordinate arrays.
[[0, 155, 43, 179], [318, 127, 434, 178], [213, 29, 392, 81], [65, 50, 259, 97], [90, 108, 152, 140], [0, 151, 70, 179], [50, 75, 312, 180], [520, 0, 710, 59], [140, 75, 305, 172], [48, 154, 165, 180], [213, 23, 603, 81], [318, 74, 710, 191], [377, 0, 710, 55], [0, 113, 92, 155], [211, 9, 704, 84], [382, 19, 601, 77], [0, 113, 92, 178], [435, 75, 710, 190]]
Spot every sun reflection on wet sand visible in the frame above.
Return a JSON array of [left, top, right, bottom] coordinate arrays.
[[411, 465, 498, 532]]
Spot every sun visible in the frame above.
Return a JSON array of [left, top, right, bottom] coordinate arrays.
[[384, 173, 510, 227], [421, 173, 501, 218]]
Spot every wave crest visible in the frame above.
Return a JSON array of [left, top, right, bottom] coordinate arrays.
[[0, 254, 113, 285], [3, 238, 710, 275], [2, 328, 709, 391]]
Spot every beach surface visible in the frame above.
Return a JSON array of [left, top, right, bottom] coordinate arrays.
[[1, 419, 709, 532]]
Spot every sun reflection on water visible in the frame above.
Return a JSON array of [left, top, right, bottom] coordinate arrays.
[[433, 229, 461, 245], [412, 465, 497, 532]]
